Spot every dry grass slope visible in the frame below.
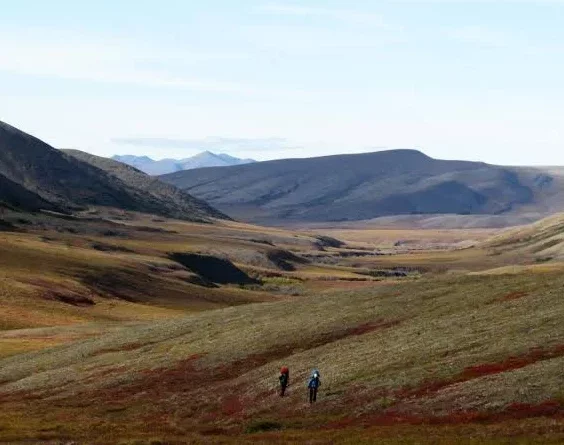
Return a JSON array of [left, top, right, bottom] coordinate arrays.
[[485, 213, 564, 261], [1, 268, 564, 443], [1, 211, 564, 443]]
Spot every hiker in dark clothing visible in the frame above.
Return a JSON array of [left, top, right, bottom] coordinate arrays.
[[308, 369, 321, 403], [279, 366, 290, 397]]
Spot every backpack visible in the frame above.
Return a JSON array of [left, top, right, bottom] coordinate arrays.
[[280, 366, 289, 386]]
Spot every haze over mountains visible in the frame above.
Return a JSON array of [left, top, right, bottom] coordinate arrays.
[[161, 150, 564, 225], [0, 121, 227, 221], [112, 152, 256, 175]]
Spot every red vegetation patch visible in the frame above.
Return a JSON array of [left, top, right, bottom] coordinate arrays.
[[25, 278, 96, 306], [462, 346, 564, 379], [82, 320, 401, 424], [325, 400, 564, 429], [498, 291, 529, 302], [35, 318, 401, 438], [398, 344, 564, 400], [91, 353, 207, 402], [344, 320, 400, 337], [44, 290, 95, 306], [222, 395, 244, 416], [504, 401, 562, 419]]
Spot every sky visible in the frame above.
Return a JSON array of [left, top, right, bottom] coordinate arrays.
[[1, 0, 563, 165]]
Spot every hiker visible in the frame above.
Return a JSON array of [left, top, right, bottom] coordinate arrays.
[[279, 366, 290, 397], [307, 369, 321, 403]]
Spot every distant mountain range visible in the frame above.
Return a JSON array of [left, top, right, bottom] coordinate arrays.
[[4, 118, 564, 227], [112, 151, 256, 175], [161, 149, 564, 224], [0, 121, 227, 222]]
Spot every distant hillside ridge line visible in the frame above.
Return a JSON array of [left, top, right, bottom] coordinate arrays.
[[112, 151, 256, 175], [160, 149, 564, 224]]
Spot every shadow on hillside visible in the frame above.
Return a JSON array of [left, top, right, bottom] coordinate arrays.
[[0, 219, 17, 232], [169, 253, 258, 285], [266, 249, 309, 271]]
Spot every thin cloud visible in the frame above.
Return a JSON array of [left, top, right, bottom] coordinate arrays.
[[0, 29, 256, 94]]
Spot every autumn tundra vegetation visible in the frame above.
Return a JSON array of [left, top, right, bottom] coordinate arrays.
[[1, 204, 564, 444]]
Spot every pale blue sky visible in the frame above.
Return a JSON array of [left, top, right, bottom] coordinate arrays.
[[1, 0, 563, 164]]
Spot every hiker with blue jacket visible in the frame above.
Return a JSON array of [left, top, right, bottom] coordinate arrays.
[[308, 369, 321, 403]]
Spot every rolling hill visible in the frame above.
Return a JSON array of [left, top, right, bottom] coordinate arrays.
[[484, 212, 564, 260], [113, 151, 255, 175], [0, 121, 226, 221], [161, 149, 564, 224], [2, 249, 564, 443]]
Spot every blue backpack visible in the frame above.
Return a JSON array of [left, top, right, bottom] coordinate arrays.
[[308, 369, 321, 388]]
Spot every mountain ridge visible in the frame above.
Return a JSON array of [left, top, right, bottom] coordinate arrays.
[[160, 149, 564, 224], [112, 151, 256, 175]]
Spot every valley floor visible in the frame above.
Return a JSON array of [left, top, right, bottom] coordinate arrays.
[[1, 210, 564, 444]]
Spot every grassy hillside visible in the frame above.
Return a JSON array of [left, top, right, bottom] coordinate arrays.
[[0, 121, 224, 222], [1, 267, 563, 443], [1, 213, 564, 443], [485, 213, 564, 261], [0, 218, 274, 332], [0, 209, 412, 332], [161, 150, 564, 224]]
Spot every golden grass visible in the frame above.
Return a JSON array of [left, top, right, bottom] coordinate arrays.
[[484, 213, 564, 260], [3, 212, 451, 332], [469, 262, 564, 275], [0, 221, 292, 330], [309, 227, 496, 248], [0, 338, 64, 359]]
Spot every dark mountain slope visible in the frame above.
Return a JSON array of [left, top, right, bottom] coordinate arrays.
[[0, 121, 137, 209], [161, 150, 560, 223], [63, 150, 229, 221], [0, 121, 225, 221], [0, 173, 57, 212]]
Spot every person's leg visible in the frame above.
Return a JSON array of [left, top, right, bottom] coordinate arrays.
[[313, 388, 317, 402], [280, 385, 286, 397], [309, 388, 313, 403]]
